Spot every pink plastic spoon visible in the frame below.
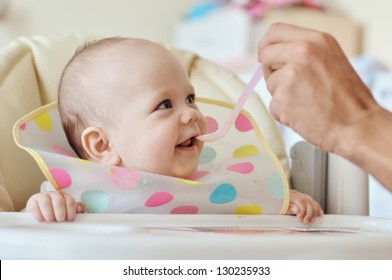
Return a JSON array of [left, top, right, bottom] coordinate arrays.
[[197, 65, 263, 142]]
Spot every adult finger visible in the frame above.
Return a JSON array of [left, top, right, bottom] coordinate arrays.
[[258, 22, 321, 55], [263, 63, 298, 97], [259, 42, 306, 74]]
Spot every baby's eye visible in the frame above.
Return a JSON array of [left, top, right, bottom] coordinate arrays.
[[186, 94, 195, 104], [156, 99, 173, 110]]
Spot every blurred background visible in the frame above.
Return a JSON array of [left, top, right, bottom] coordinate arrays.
[[1, 0, 391, 217], [0, 0, 391, 67]]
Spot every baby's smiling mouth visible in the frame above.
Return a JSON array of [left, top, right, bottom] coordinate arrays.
[[176, 137, 196, 148]]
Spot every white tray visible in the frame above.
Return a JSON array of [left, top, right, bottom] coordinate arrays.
[[1, 213, 392, 259]]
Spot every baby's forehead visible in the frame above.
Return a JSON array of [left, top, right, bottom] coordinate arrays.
[[111, 38, 169, 57], [96, 41, 176, 75], [81, 37, 189, 93]]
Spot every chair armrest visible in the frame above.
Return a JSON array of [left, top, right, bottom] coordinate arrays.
[[290, 141, 369, 215]]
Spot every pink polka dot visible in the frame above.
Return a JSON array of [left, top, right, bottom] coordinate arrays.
[[206, 116, 219, 133], [226, 162, 254, 174], [235, 113, 253, 132], [49, 168, 72, 189], [52, 145, 77, 157], [186, 171, 209, 180], [145, 192, 173, 207], [171, 205, 199, 214], [110, 166, 141, 189], [19, 123, 26, 131]]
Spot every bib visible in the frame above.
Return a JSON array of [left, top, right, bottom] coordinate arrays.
[[13, 98, 289, 214]]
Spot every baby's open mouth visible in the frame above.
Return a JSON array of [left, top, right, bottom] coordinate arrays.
[[177, 137, 196, 148]]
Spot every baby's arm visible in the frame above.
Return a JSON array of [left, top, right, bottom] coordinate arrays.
[[26, 191, 85, 222], [287, 189, 323, 224]]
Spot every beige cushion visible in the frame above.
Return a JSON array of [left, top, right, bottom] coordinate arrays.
[[0, 34, 288, 211], [0, 34, 85, 211], [0, 170, 14, 211]]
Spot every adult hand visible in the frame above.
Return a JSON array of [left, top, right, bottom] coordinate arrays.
[[258, 23, 377, 152], [258, 23, 392, 191]]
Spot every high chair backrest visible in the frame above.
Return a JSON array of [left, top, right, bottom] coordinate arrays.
[[0, 34, 288, 211]]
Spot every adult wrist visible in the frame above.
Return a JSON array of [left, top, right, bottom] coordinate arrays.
[[338, 106, 391, 171]]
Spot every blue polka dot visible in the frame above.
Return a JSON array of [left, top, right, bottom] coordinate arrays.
[[199, 146, 217, 164], [81, 190, 109, 213], [209, 183, 237, 204], [267, 172, 285, 199]]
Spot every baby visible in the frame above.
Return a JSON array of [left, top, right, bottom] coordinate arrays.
[[26, 37, 323, 223]]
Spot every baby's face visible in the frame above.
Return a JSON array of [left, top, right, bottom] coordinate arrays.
[[105, 45, 207, 178]]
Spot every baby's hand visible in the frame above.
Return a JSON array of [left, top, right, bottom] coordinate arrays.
[[287, 189, 323, 224], [26, 191, 85, 222]]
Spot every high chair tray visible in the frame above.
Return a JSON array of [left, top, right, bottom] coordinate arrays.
[[1, 213, 392, 259]]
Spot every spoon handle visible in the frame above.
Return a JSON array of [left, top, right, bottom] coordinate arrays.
[[198, 65, 263, 142]]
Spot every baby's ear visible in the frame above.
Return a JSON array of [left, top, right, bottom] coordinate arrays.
[[81, 127, 120, 165]]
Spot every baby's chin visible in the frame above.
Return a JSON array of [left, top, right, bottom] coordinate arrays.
[[168, 170, 197, 179], [164, 166, 198, 179], [119, 161, 198, 179]]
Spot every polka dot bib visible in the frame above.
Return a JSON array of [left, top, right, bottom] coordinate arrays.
[[13, 98, 289, 214]]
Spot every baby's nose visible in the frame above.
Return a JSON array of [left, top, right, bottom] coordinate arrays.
[[181, 107, 200, 124]]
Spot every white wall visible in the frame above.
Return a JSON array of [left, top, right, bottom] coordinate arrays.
[[0, 0, 201, 47], [1, 0, 392, 67], [330, 0, 392, 68]]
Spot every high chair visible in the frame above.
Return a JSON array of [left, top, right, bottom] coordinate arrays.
[[1, 34, 390, 260], [0, 34, 290, 212]]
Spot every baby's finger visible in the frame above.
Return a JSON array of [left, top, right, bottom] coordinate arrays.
[[27, 200, 46, 223], [310, 201, 323, 222], [303, 202, 315, 224], [63, 194, 77, 221], [287, 203, 299, 215], [76, 202, 86, 213], [38, 196, 56, 222], [50, 192, 67, 222], [295, 202, 306, 222]]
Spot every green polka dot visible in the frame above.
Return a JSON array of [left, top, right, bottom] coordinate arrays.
[[81, 190, 109, 213], [267, 172, 285, 199], [199, 146, 217, 164]]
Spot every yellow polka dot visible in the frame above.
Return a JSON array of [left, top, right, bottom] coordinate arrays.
[[75, 158, 90, 163], [232, 145, 259, 158], [234, 205, 263, 215], [33, 112, 52, 132], [72, 158, 93, 169], [179, 178, 201, 185]]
